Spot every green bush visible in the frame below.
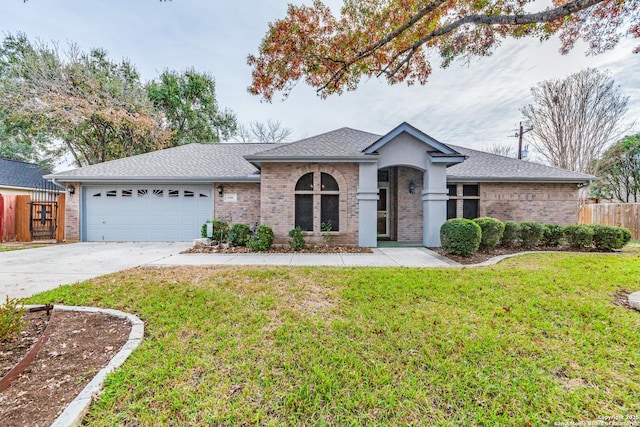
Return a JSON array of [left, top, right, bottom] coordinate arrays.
[[247, 224, 274, 251], [620, 227, 632, 247], [228, 223, 252, 247], [473, 217, 505, 250], [0, 296, 26, 342], [564, 225, 594, 249], [592, 225, 630, 251], [520, 222, 544, 248], [440, 218, 481, 257], [542, 224, 565, 247], [502, 221, 521, 247], [288, 227, 307, 251], [201, 219, 229, 243]]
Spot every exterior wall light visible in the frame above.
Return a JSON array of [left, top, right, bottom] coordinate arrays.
[[216, 185, 224, 196], [67, 185, 75, 195], [408, 181, 415, 194]]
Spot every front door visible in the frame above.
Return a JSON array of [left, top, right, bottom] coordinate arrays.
[[377, 186, 389, 237]]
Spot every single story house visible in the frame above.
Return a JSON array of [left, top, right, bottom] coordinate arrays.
[[45, 122, 594, 247], [0, 157, 53, 196]]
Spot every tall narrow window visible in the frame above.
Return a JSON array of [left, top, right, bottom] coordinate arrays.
[[294, 172, 340, 233], [295, 173, 314, 231]]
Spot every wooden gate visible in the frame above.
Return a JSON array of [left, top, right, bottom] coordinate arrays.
[[29, 182, 61, 241]]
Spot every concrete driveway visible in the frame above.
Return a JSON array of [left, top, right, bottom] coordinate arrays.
[[0, 242, 191, 300]]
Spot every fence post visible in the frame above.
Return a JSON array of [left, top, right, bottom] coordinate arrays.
[[56, 194, 66, 242], [15, 195, 32, 242], [0, 194, 3, 243]]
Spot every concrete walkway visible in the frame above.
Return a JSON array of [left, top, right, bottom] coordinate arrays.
[[149, 247, 458, 268], [0, 243, 455, 300]]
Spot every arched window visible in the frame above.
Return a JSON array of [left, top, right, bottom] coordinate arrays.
[[294, 172, 340, 232]]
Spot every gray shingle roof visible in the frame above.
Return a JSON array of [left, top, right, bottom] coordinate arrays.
[[0, 157, 50, 189], [246, 127, 380, 159], [447, 145, 595, 182], [45, 127, 595, 184], [47, 143, 277, 182]]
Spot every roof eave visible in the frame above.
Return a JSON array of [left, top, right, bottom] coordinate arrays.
[[44, 175, 262, 184], [244, 155, 376, 164], [446, 176, 595, 184]]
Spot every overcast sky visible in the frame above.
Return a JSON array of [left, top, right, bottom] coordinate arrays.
[[2, 0, 639, 155]]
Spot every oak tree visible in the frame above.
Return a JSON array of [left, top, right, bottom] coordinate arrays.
[[146, 69, 237, 146], [0, 33, 171, 167], [248, 0, 639, 101]]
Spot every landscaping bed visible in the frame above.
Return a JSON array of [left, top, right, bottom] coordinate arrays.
[[183, 244, 372, 254], [0, 310, 131, 427]]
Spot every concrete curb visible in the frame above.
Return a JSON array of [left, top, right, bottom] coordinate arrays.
[[629, 291, 640, 311], [21, 305, 144, 427]]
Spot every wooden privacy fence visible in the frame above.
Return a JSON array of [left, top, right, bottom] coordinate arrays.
[[578, 203, 640, 240], [0, 193, 65, 243]]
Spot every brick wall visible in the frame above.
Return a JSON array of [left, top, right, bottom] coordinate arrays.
[[213, 182, 261, 227], [65, 182, 80, 241], [479, 182, 580, 225], [260, 162, 359, 245], [396, 167, 423, 241]]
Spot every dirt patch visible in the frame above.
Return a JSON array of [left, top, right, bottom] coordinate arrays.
[[183, 244, 372, 254], [0, 310, 132, 427]]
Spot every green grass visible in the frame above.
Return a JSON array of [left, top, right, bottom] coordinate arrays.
[[0, 244, 44, 252], [27, 252, 640, 426]]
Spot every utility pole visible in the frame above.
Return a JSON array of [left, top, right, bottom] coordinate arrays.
[[515, 121, 533, 160]]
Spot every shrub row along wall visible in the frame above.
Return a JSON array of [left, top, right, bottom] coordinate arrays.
[[579, 203, 640, 240]]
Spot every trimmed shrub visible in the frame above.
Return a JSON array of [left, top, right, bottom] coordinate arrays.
[[228, 223, 252, 247], [520, 222, 544, 248], [440, 218, 481, 257], [247, 224, 274, 251], [473, 217, 505, 250], [288, 227, 307, 251], [201, 219, 229, 243], [620, 227, 632, 247], [564, 225, 594, 249], [502, 221, 521, 247], [542, 224, 565, 247], [592, 225, 630, 251], [0, 296, 26, 342]]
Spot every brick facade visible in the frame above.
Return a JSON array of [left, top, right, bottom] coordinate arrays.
[[260, 162, 359, 245], [478, 182, 580, 225], [396, 167, 423, 241], [65, 182, 80, 241], [213, 182, 261, 227]]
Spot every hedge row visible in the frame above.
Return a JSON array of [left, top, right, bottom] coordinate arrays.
[[201, 220, 274, 251], [440, 218, 632, 257]]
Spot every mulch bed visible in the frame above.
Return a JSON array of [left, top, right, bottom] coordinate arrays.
[[429, 245, 623, 265], [183, 244, 373, 254], [0, 310, 131, 427]]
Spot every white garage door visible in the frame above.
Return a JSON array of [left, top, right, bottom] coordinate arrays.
[[84, 185, 213, 241]]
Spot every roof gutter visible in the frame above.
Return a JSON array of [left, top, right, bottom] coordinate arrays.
[[42, 175, 262, 184]]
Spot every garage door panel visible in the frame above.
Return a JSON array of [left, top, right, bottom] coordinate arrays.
[[84, 185, 212, 241]]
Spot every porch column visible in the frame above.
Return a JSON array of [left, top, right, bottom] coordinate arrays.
[[422, 164, 448, 247], [357, 162, 379, 247]]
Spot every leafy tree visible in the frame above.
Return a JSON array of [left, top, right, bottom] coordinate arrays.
[[146, 69, 237, 146], [234, 119, 292, 143], [0, 33, 171, 167], [596, 134, 640, 202], [521, 68, 629, 174], [248, 0, 640, 101], [0, 110, 61, 173]]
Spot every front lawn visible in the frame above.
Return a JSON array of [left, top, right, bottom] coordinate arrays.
[[28, 252, 640, 426]]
